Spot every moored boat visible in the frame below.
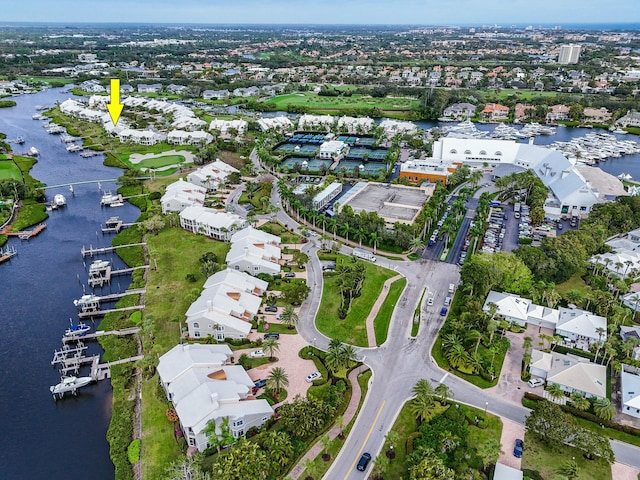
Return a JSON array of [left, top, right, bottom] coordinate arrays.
[[28, 146, 39, 156], [64, 320, 91, 337], [50, 376, 93, 398], [53, 194, 66, 207]]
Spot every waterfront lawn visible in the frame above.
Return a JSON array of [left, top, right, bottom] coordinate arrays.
[[316, 254, 396, 346], [522, 432, 611, 480], [0, 160, 22, 181], [10, 200, 47, 231], [373, 277, 407, 345]]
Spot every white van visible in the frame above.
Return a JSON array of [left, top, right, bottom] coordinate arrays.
[[444, 296, 452, 306], [448, 284, 455, 294]]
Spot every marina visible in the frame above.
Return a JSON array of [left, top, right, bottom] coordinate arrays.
[[100, 216, 138, 233]]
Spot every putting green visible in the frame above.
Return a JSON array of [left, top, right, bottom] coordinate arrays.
[[136, 155, 186, 169]]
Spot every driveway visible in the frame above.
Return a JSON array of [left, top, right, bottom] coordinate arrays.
[[485, 330, 529, 405], [241, 331, 316, 403], [497, 418, 525, 469], [612, 463, 640, 480]]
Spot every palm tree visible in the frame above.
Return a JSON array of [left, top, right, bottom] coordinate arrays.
[[262, 337, 280, 361], [409, 392, 435, 422], [353, 227, 367, 247], [369, 231, 379, 254], [267, 367, 289, 394], [412, 378, 435, 399], [434, 383, 453, 405], [339, 222, 352, 243], [593, 398, 616, 421], [279, 306, 299, 330], [445, 343, 469, 370], [545, 383, 565, 401], [570, 392, 591, 411]]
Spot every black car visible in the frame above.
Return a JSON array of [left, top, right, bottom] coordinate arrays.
[[264, 332, 280, 340], [513, 438, 524, 458], [264, 305, 278, 312], [356, 452, 371, 472], [254, 379, 267, 389]]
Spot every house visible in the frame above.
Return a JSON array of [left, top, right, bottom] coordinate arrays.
[[209, 119, 247, 136], [621, 366, 640, 419], [166, 84, 188, 95], [379, 119, 418, 137], [590, 228, 640, 279], [298, 114, 335, 131], [442, 102, 476, 120], [481, 103, 509, 121], [185, 270, 267, 339], [493, 462, 523, 480], [161, 179, 206, 214], [117, 129, 165, 145], [556, 307, 607, 348], [529, 350, 607, 399], [546, 104, 570, 123], [337, 116, 374, 133], [167, 130, 213, 145], [616, 111, 640, 128], [137, 83, 162, 93], [514, 103, 534, 122], [257, 116, 293, 132], [203, 89, 230, 100], [187, 160, 239, 192], [179, 206, 245, 241], [226, 227, 281, 276], [157, 344, 272, 451], [483, 291, 532, 326], [583, 107, 612, 124]]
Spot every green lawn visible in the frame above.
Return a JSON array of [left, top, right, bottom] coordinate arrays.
[[10, 201, 48, 231], [266, 92, 421, 112], [0, 160, 22, 181], [136, 155, 186, 169], [556, 272, 589, 295], [374, 277, 407, 345], [522, 433, 612, 480], [316, 255, 396, 346]]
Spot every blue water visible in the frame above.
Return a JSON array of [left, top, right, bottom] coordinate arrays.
[[0, 88, 139, 480]]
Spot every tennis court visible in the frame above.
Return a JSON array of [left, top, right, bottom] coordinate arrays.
[[334, 160, 387, 175], [280, 156, 333, 172], [274, 143, 319, 155], [345, 147, 389, 161]]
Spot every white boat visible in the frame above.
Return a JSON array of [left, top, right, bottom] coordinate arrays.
[[29, 146, 39, 156], [64, 321, 91, 337], [110, 201, 124, 208], [53, 194, 66, 207], [613, 127, 628, 135], [50, 376, 93, 398]]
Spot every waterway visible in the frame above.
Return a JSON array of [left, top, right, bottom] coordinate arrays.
[[0, 87, 138, 480]]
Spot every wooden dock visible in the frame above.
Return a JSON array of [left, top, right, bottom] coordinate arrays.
[[77, 304, 145, 319], [81, 242, 146, 258], [101, 217, 138, 234], [62, 326, 140, 344], [0, 245, 17, 263], [91, 355, 144, 381], [0, 223, 46, 239]]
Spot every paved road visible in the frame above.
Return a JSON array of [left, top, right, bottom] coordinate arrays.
[[246, 158, 640, 476]]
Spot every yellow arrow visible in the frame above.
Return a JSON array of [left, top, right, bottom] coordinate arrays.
[[107, 79, 124, 126]]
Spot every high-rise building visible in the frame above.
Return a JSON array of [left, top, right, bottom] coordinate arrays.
[[558, 44, 582, 64]]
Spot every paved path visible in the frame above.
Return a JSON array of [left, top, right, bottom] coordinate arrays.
[[612, 462, 640, 480], [287, 365, 369, 480], [365, 274, 403, 347]]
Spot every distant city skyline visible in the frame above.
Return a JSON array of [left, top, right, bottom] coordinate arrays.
[[2, 0, 640, 26]]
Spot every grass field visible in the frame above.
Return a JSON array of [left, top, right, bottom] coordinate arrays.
[[0, 160, 22, 181], [136, 155, 186, 169], [522, 433, 612, 480], [374, 277, 407, 345], [266, 92, 421, 112], [316, 254, 396, 346]]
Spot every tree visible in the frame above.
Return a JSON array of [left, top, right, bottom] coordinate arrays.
[[204, 417, 236, 453], [572, 427, 615, 464], [408, 450, 455, 480], [569, 392, 591, 412], [292, 250, 309, 268], [476, 438, 503, 472], [267, 366, 289, 393], [525, 401, 576, 447], [256, 430, 293, 475], [593, 398, 616, 421], [545, 383, 566, 400], [559, 460, 579, 479], [162, 457, 211, 480], [281, 281, 310, 305], [279, 305, 299, 330], [434, 383, 453, 405], [262, 337, 280, 361], [143, 215, 165, 235], [212, 437, 268, 480]]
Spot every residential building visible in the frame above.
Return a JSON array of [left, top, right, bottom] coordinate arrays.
[[117, 129, 166, 145], [591, 228, 640, 279], [161, 179, 206, 214], [187, 160, 239, 192], [257, 116, 293, 132], [616, 111, 640, 128], [621, 366, 640, 419], [298, 114, 335, 131], [379, 119, 418, 137], [157, 344, 273, 451], [480, 103, 509, 121], [312, 182, 343, 209], [493, 463, 523, 480], [318, 140, 347, 160], [337, 116, 374, 133], [442, 102, 476, 120], [179, 206, 245, 241], [558, 44, 582, 64], [167, 130, 213, 145], [226, 227, 282, 276], [514, 103, 534, 122], [203, 89, 230, 100], [399, 159, 458, 185], [209, 119, 248, 136], [546, 104, 570, 123], [583, 107, 612, 124], [556, 307, 607, 348], [137, 83, 163, 93], [529, 350, 606, 399]]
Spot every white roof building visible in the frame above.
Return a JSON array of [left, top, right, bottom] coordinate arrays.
[[556, 307, 607, 346], [157, 344, 272, 451], [337, 116, 374, 133], [483, 291, 532, 326], [257, 116, 293, 132], [297, 114, 335, 131], [379, 119, 418, 137], [493, 463, 523, 480], [312, 182, 343, 209], [161, 179, 206, 214], [179, 206, 245, 241], [209, 119, 248, 136], [226, 227, 282, 276], [187, 160, 239, 191], [621, 366, 640, 419], [591, 228, 640, 279], [318, 141, 347, 160], [167, 130, 213, 145]]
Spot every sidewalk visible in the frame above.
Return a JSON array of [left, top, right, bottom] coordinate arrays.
[[287, 365, 369, 480], [365, 274, 404, 347]]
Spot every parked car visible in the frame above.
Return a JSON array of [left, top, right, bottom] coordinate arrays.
[[557, 222, 563, 230], [306, 371, 322, 382], [285, 272, 296, 278], [263, 332, 280, 340], [440, 307, 448, 316], [250, 349, 265, 358], [513, 439, 524, 458], [528, 378, 544, 388], [356, 452, 372, 472], [427, 297, 434, 306], [264, 305, 278, 312], [254, 379, 267, 389]]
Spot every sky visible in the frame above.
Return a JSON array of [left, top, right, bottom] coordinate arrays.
[[2, 0, 640, 25]]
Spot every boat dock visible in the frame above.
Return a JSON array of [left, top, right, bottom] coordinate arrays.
[[0, 223, 46, 239], [62, 326, 141, 344], [51, 342, 89, 366], [81, 242, 146, 258], [74, 288, 147, 310], [100, 216, 138, 234], [90, 355, 144, 381], [80, 151, 103, 158], [77, 304, 145, 319], [0, 245, 17, 263]]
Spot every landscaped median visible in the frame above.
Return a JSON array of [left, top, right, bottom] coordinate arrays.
[[374, 277, 407, 345], [316, 253, 398, 346]]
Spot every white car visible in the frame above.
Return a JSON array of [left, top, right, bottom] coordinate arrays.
[[528, 378, 544, 388], [250, 349, 265, 358], [306, 371, 322, 382], [427, 297, 434, 306]]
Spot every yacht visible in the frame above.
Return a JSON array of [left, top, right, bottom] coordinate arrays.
[[28, 146, 39, 156], [53, 194, 66, 207], [64, 321, 91, 337], [50, 376, 93, 398]]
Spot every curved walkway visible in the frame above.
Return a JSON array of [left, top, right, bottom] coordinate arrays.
[[365, 274, 403, 347], [287, 365, 369, 480]]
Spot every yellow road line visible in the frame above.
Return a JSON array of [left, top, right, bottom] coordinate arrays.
[[344, 400, 386, 479]]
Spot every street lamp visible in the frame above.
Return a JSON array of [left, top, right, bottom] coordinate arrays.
[[484, 402, 488, 416]]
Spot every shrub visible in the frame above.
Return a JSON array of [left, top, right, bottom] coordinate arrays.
[[127, 439, 140, 464]]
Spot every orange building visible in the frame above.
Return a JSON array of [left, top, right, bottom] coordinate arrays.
[[399, 160, 459, 186]]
